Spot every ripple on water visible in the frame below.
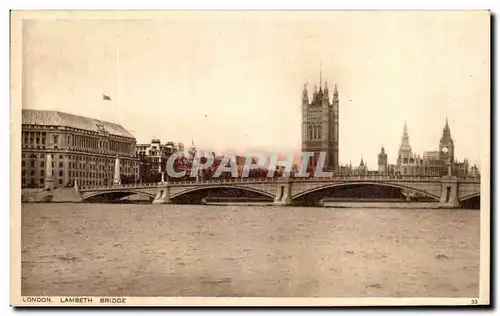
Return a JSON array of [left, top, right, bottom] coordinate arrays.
[[21, 203, 480, 297]]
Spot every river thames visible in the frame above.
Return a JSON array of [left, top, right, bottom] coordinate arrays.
[[21, 203, 480, 297]]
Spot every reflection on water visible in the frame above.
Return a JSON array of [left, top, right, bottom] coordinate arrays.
[[21, 203, 480, 297]]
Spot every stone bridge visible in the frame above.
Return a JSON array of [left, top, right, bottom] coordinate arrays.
[[76, 175, 481, 208]]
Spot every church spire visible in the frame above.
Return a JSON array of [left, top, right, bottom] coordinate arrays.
[[400, 120, 412, 151]]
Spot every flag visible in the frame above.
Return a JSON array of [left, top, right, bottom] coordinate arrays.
[[103, 94, 112, 101]]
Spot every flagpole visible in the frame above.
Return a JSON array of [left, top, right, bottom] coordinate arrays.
[[116, 35, 120, 111], [56, 20, 63, 109]]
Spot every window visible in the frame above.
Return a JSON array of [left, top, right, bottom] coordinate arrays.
[[22, 161, 25, 167], [53, 135, 59, 144], [59, 155, 63, 160], [30, 170, 35, 176], [41, 161, 44, 167], [59, 179, 63, 185], [59, 162, 63, 168], [41, 170, 44, 177], [31, 161, 35, 168], [40, 178, 44, 184], [22, 170, 25, 176], [59, 170, 63, 177]]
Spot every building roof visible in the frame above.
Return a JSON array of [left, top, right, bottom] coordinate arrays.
[[22, 109, 135, 139]]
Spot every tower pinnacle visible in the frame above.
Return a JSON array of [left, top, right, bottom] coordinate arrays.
[[302, 83, 308, 100], [400, 120, 411, 151], [319, 63, 322, 89], [441, 117, 452, 141]]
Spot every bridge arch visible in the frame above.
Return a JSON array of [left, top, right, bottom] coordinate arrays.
[[170, 184, 275, 200], [293, 181, 441, 201], [459, 192, 480, 202], [81, 190, 156, 202]]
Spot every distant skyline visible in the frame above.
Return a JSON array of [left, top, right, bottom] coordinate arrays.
[[21, 11, 489, 168]]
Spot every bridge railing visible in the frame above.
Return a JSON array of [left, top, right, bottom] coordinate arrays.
[[78, 174, 480, 190]]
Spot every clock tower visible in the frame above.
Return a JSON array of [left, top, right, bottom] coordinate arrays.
[[439, 117, 455, 173]]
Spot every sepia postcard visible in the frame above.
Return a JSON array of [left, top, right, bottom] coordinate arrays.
[[10, 10, 490, 307]]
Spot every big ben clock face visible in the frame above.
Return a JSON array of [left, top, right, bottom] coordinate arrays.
[[441, 147, 448, 154]]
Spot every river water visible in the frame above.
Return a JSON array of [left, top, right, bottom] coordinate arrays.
[[21, 203, 480, 297]]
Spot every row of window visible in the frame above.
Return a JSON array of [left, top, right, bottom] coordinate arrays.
[[22, 161, 63, 168], [22, 162, 137, 175], [22, 178, 62, 186], [22, 169, 137, 178], [21, 178, 109, 187], [23, 154, 64, 160], [22, 131, 53, 145], [308, 125, 322, 141], [399, 158, 445, 165], [24, 131, 133, 152], [23, 153, 138, 164]]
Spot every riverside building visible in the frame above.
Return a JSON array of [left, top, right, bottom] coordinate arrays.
[[21, 109, 139, 189]]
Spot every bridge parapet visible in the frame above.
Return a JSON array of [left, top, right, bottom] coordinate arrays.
[[77, 175, 480, 207], [79, 175, 479, 191]]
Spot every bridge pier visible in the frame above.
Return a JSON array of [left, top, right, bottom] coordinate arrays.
[[152, 185, 170, 204], [439, 176, 460, 208], [274, 179, 292, 206]]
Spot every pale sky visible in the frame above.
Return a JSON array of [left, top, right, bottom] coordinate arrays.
[[21, 11, 490, 168]]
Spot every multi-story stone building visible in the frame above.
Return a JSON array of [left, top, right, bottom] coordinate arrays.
[[301, 73, 339, 172], [21, 109, 139, 189], [136, 139, 185, 181]]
